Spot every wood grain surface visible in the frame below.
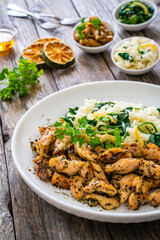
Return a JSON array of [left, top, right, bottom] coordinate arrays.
[[0, 0, 160, 239]]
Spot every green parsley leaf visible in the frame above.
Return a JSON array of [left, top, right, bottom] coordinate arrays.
[[91, 17, 101, 30], [76, 23, 86, 39], [0, 59, 43, 101]]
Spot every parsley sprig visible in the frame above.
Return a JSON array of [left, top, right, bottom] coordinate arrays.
[[0, 59, 43, 101], [76, 17, 102, 39], [53, 114, 124, 149]]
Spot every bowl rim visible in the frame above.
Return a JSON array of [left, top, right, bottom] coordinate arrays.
[[72, 19, 117, 50], [113, 0, 157, 28], [111, 36, 160, 73], [0, 24, 17, 40]]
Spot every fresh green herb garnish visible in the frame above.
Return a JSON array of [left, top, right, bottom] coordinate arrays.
[[90, 17, 101, 30], [0, 59, 43, 101], [68, 107, 79, 115], [76, 24, 86, 39], [118, 52, 133, 62], [138, 46, 145, 54], [81, 17, 85, 23], [157, 108, 160, 113]]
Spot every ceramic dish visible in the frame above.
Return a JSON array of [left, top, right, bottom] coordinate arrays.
[[12, 81, 160, 223], [113, 0, 157, 31], [72, 21, 116, 54], [111, 37, 160, 75]]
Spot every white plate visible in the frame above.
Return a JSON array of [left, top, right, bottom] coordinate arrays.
[[12, 81, 160, 223]]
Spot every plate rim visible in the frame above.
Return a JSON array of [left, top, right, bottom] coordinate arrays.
[[11, 80, 160, 223]]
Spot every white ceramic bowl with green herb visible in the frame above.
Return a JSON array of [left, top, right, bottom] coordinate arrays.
[[111, 37, 160, 75], [113, 0, 157, 31], [72, 20, 116, 54]]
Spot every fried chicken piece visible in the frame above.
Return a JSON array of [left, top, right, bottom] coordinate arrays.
[[129, 176, 149, 210], [105, 158, 141, 175], [70, 176, 84, 200], [79, 38, 101, 47], [98, 148, 132, 164], [78, 162, 94, 183], [49, 156, 84, 176], [68, 149, 82, 161], [91, 162, 108, 182], [122, 142, 143, 157], [54, 136, 73, 154], [112, 174, 137, 204], [86, 194, 120, 210], [36, 129, 56, 157], [128, 176, 160, 210], [143, 143, 160, 164], [138, 160, 160, 179], [95, 145, 106, 155], [148, 189, 160, 207], [83, 178, 117, 197], [39, 126, 55, 136], [34, 158, 53, 181], [74, 143, 98, 162], [51, 172, 70, 190]]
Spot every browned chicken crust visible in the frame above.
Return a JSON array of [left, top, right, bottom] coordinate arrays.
[[32, 127, 160, 211]]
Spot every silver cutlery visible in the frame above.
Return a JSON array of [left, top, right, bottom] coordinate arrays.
[[7, 3, 82, 26]]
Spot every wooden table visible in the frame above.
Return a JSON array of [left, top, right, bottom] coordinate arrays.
[[1, 0, 160, 239]]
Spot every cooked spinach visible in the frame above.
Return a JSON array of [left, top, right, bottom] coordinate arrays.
[[118, 1, 154, 25], [149, 133, 160, 148], [118, 53, 133, 62], [92, 102, 115, 113]]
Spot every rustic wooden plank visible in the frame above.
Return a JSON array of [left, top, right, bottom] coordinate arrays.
[[0, 0, 114, 239], [0, 119, 15, 240], [72, 0, 160, 85]]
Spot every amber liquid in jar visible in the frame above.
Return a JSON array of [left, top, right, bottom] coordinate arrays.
[[0, 30, 15, 52]]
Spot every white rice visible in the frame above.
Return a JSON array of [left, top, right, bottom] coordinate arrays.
[[113, 37, 159, 70]]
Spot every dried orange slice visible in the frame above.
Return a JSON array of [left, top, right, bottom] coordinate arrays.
[[22, 43, 45, 66], [42, 41, 75, 69], [34, 37, 61, 45]]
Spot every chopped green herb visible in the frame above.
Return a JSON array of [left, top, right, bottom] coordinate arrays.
[[76, 24, 86, 39], [0, 59, 43, 101], [118, 52, 133, 62], [138, 46, 145, 54], [90, 17, 101, 30]]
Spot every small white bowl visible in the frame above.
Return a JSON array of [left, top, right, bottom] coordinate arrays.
[[111, 37, 160, 75], [72, 20, 116, 54], [113, 0, 157, 31]]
